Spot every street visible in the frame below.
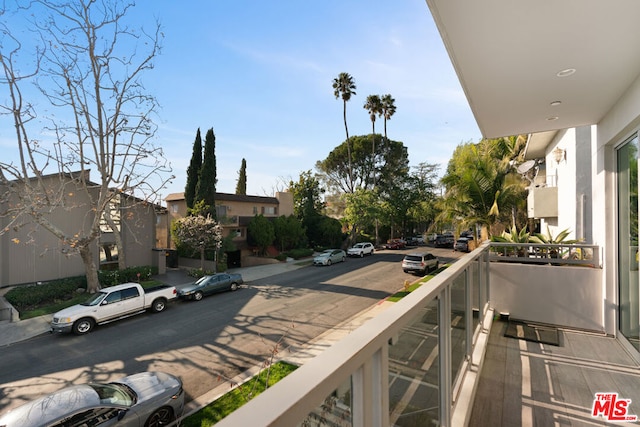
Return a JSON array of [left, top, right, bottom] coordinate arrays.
[[0, 246, 463, 414]]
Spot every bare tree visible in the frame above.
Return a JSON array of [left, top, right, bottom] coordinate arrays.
[[0, 0, 173, 292]]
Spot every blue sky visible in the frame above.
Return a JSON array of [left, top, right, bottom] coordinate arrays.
[[3, 1, 481, 200], [137, 0, 482, 198]]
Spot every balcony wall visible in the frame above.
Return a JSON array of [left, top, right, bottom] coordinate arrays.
[[490, 262, 603, 332]]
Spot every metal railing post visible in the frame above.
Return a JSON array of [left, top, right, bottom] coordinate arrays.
[[439, 287, 452, 425]]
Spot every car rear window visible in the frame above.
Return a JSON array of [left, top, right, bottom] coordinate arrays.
[[404, 255, 422, 262]]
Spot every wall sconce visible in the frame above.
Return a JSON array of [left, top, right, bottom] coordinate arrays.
[[553, 147, 565, 164]]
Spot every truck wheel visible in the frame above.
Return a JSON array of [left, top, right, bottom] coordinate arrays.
[[151, 298, 167, 313], [73, 318, 94, 335], [230, 282, 238, 291], [193, 291, 203, 301]]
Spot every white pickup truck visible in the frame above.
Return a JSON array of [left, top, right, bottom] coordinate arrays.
[[51, 282, 178, 335]]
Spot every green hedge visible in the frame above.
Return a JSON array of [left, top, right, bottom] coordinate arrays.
[[98, 266, 158, 287], [5, 265, 159, 312], [4, 276, 86, 312], [284, 248, 314, 259]]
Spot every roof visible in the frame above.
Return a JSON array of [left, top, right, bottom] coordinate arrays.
[[165, 192, 279, 204], [426, 0, 640, 139]]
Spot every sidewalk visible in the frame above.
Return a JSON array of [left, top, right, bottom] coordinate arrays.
[[0, 260, 312, 347]]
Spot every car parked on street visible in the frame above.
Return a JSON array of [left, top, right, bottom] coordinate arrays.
[[454, 237, 471, 252], [347, 242, 375, 257], [313, 249, 346, 266], [435, 233, 455, 248], [178, 273, 244, 301], [383, 239, 406, 249], [50, 283, 178, 335], [0, 371, 184, 427], [402, 253, 439, 274]]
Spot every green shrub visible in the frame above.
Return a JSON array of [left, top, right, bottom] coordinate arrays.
[[5, 276, 86, 311], [98, 266, 158, 287], [285, 248, 314, 259], [5, 266, 159, 312]]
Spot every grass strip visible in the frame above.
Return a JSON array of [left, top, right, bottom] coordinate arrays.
[[386, 265, 448, 302], [181, 361, 298, 427]]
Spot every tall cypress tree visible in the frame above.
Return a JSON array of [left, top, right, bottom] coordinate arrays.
[[235, 158, 247, 195], [195, 127, 217, 218], [184, 128, 202, 211]]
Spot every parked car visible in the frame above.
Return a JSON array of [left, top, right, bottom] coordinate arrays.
[[435, 233, 455, 248], [402, 253, 439, 274], [0, 371, 184, 427], [51, 283, 178, 335], [313, 249, 346, 266], [383, 239, 406, 249], [177, 273, 244, 301], [425, 233, 438, 244], [347, 242, 375, 257], [454, 237, 471, 252]]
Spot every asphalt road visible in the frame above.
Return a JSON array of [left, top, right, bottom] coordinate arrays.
[[0, 246, 463, 414]]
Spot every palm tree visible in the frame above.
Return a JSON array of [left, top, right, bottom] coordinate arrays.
[[436, 139, 528, 238], [333, 72, 357, 192], [363, 94, 382, 185], [380, 94, 396, 143], [363, 94, 382, 245]]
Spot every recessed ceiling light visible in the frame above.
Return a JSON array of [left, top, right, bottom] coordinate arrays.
[[556, 68, 576, 77], [547, 116, 559, 121], [550, 101, 562, 106]]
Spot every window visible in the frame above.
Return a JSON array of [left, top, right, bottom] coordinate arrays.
[[121, 287, 140, 300], [262, 206, 277, 215], [171, 203, 179, 213], [617, 135, 640, 352], [232, 228, 243, 238], [104, 291, 122, 304], [216, 205, 228, 218], [53, 407, 122, 427], [253, 206, 258, 214]]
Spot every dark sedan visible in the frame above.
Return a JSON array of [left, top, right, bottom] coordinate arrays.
[[177, 273, 244, 301]]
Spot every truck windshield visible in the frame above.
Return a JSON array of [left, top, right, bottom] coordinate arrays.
[[81, 292, 107, 306]]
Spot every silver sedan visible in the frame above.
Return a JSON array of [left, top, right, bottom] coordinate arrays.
[[313, 249, 347, 266], [0, 371, 184, 427]]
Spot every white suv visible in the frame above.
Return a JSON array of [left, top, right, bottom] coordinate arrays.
[[347, 242, 375, 257], [402, 253, 439, 274]]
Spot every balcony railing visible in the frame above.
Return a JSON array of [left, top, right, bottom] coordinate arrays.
[[490, 242, 600, 267], [218, 243, 494, 426], [218, 215, 239, 226]]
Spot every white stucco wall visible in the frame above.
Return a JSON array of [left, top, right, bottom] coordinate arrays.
[[543, 129, 577, 239], [490, 263, 603, 332]]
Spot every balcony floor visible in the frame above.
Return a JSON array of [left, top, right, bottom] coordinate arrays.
[[470, 320, 640, 426]]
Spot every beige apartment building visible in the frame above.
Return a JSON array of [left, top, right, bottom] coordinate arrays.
[[157, 191, 294, 267], [0, 171, 160, 288]]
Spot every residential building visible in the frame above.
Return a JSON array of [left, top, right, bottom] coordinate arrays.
[[0, 171, 160, 288], [211, 2, 640, 426], [158, 191, 294, 266]]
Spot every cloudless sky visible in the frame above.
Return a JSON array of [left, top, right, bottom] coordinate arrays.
[[3, 1, 481, 201]]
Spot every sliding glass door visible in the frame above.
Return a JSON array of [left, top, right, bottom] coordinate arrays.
[[617, 135, 639, 352]]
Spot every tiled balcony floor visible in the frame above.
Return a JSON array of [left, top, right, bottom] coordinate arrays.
[[470, 321, 640, 426]]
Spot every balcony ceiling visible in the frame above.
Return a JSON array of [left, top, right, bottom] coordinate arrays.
[[426, 0, 640, 140]]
